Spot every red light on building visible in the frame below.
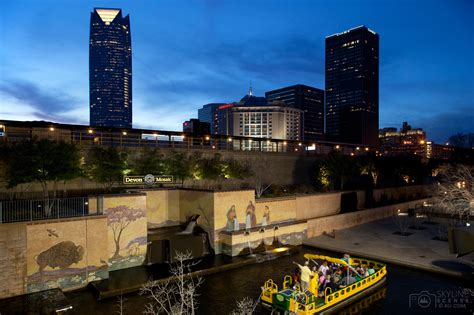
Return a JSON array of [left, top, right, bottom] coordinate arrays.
[[218, 103, 234, 110]]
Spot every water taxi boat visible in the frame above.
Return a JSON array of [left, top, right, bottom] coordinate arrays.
[[261, 254, 387, 314]]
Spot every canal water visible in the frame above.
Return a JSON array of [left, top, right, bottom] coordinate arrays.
[[3, 246, 472, 314]]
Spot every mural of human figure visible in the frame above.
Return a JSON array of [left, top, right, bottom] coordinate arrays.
[[245, 201, 256, 229], [226, 205, 239, 232], [262, 205, 270, 226]]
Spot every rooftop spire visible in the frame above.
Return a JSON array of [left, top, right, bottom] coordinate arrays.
[[249, 83, 253, 96]]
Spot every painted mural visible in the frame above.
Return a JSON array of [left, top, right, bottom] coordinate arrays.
[[226, 205, 239, 232], [104, 195, 147, 271], [26, 218, 108, 293]]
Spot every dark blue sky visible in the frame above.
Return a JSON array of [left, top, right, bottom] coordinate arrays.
[[1, 0, 473, 143]]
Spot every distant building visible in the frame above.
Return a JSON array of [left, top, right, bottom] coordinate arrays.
[[90, 8, 132, 128], [379, 122, 426, 156], [182, 119, 210, 135], [197, 103, 225, 134], [215, 91, 303, 150], [325, 26, 379, 146], [266, 84, 324, 141]]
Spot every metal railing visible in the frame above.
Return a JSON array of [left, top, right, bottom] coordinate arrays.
[[0, 197, 97, 223]]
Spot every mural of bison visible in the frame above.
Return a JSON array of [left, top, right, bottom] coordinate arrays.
[[35, 241, 84, 272]]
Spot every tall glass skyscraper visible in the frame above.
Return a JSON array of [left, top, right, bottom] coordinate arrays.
[[325, 26, 379, 146], [89, 8, 132, 128]]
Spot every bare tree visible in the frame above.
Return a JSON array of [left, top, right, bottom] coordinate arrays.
[[230, 297, 254, 315], [252, 154, 272, 198], [116, 292, 127, 315], [436, 164, 473, 222], [140, 251, 204, 315]]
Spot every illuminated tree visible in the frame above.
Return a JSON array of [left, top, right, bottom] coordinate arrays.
[[107, 205, 146, 259], [436, 164, 473, 221], [88, 146, 129, 191]]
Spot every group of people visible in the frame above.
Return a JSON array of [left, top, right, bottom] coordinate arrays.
[[293, 254, 376, 298]]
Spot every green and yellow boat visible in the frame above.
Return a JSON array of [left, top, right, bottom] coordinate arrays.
[[261, 254, 387, 314]]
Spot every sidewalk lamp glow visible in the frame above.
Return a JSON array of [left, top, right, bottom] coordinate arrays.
[[283, 141, 287, 145], [49, 127, 55, 131], [335, 145, 340, 149], [205, 136, 210, 141], [365, 147, 369, 151], [227, 137, 232, 142], [122, 131, 127, 135], [298, 143, 302, 146], [356, 147, 360, 150], [88, 129, 93, 134]]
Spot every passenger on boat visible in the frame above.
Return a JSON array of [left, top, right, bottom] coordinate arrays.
[[341, 253, 351, 265], [341, 275, 357, 286], [318, 271, 326, 296], [325, 274, 339, 293], [292, 267, 301, 287], [318, 261, 330, 276], [293, 261, 312, 292]]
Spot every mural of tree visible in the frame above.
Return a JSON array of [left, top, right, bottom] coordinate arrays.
[[107, 205, 146, 259]]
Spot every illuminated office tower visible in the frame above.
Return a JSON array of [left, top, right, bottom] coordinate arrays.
[[325, 26, 379, 146], [90, 8, 132, 128]]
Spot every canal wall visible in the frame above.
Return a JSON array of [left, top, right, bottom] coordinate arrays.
[[0, 193, 148, 299], [0, 216, 107, 299], [306, 198, 431, 238]]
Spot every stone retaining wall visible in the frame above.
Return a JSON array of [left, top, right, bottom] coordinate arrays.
[[307, 198, 430, 238]]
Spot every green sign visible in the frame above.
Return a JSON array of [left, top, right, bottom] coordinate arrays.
[[123, 174, 174, 185]]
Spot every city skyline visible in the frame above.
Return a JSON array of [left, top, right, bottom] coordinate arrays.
[[1, 0, 473, 143]]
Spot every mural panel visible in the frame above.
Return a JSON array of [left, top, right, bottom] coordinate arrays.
[[104, 195, 147, 271], [26, 217, 108, 293], [145, 190, 181, 228]]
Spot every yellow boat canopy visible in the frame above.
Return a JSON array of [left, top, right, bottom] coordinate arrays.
[[303, 254, 350, 267]]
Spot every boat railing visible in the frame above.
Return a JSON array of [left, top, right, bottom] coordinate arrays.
[[324, 265, 387, 305], [262, 279, 278, 302], [283, 275, 292, 289]]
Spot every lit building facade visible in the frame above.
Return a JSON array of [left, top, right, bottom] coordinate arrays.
[[325, 26, 379, 146], [379, 122, 426, 156], [265, 84, 324, 141], [215, 93, 303, 151], [90, 8, 132, 128]]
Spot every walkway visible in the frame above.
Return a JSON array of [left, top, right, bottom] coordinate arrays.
[[304, 217, 474, 278]]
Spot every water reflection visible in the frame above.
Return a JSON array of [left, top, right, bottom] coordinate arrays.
[[338, 287, 386, 315]]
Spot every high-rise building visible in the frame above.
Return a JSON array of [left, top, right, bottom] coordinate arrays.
[[198, 103, 225, 134], [265, 84, 324, 141], [89, 8, 132, 128], [215, 92, 303, 150], [325, 26, 379, 146]]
